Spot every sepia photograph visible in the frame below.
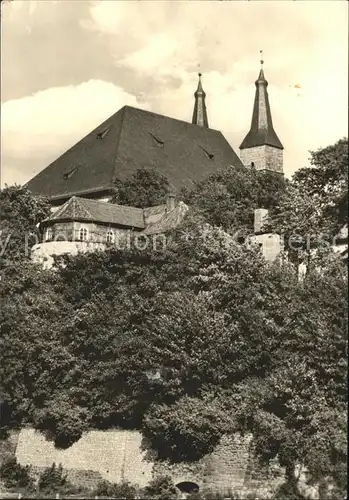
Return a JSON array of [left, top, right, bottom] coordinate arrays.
[[0, 0, 348, 498]]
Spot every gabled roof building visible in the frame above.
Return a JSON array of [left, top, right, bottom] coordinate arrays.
[[32, 195, 189, 268], [26, 84, 242, 206], [26, 67, 283, 206], [28, 67, 285, 266]]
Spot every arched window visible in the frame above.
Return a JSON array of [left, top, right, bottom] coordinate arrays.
[[79, 227, 88, 241], [46, 228, 53, 241], [251, 161, 255, 167], [106, 229, 114, 244]]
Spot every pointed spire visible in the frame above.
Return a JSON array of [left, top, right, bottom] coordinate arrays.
[[192, 73, 209, 128], [240, 54, 283, 150]]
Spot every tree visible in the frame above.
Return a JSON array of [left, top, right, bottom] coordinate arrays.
[[268, 138, 348, 268], [182, 164, 286, 235], [0, 185, 50, 267], [112, 168, 170, 207], [0, 141, 346, 497], [293, 138, 348, 233], [143, 395, 234, 461]]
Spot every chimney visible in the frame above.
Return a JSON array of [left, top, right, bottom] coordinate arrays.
[[254, 208, 269, 234], [166, 192, 177, 212]]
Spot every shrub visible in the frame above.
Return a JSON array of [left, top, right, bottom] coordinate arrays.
[[93, 479, 138, 498], [38, 463, 68, 493], [272, 480, 306, 499], [0, 456, 33, 490], [144, 475, 179, 499]]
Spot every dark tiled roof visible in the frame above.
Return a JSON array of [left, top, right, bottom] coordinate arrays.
[[43, 197, 145, 229], [42, 196, 189, 234], [26, 106, 243, 202], [240, 69, 283, 150], [142, 202, 189, 235]]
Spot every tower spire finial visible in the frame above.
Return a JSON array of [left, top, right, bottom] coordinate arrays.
[[260, 49, 264, 67], [192, 72, 209, 128]]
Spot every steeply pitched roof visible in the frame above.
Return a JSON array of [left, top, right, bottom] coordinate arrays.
[[26, 106, 243, 202], [43, 196, 145, 229], [240, 69, 283, 150], [42, 195, 189, 234], [143, 201, 189, 235]]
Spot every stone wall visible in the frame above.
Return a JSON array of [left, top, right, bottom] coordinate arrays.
[[31, 240, 108, 269], [240, 145, 283, 174], [250, 233, 283, 262], [12, 428, 285, 496], [15, 428, 153, 488], [254, 208, 269, 234]]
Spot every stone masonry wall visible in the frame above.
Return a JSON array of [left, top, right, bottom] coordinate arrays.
[[15, 428, 153, 489], [12, 428, 285, 496], [240, 145, 283, 174], [250, 233, 283, 262]]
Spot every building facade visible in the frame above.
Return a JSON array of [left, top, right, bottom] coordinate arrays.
[[32, 195, 189, 268], [27, 66, 285, 265]]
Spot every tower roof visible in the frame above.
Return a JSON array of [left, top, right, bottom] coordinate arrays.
[[240, 63, 283, 150], [26, 106, 242, 203], [192, 73, 209, 128]]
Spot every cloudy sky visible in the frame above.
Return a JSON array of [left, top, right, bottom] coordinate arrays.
[[1, 0, 348, 187]]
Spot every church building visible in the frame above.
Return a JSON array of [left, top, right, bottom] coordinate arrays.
[[26, 62, 283, 204], [27, 61, 284, 265]]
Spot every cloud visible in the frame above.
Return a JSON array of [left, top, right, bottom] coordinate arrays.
[[1, 80, 145, 186], [86, 0, 348, 175], [1, 0, 348, 186]]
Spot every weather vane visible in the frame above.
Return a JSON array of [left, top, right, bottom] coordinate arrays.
[[260, 50, 264, 66]]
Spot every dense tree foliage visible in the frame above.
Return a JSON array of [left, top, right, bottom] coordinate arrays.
[[181, 164, 287, 235], [0, 185, 50, 267], [0, 139, 347, 497], [268, 138, 348, 265], [112, 168, 170, 208], [292, 138, 348, 233]]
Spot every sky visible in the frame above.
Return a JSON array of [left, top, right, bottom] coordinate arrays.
[[1, 0, 348, 187]]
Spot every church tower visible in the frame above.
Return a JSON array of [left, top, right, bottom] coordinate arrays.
[[240, 55, 283, 174], [192, 73, 209, 128]]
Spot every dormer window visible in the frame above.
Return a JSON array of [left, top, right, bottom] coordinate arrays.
[[45, 228, 53, 241], [200, 146, 214, 160], [79, 227, 88, 241], [149, 132, 164, 147], [96, 127, 110, 140], [106, 230, 114, 244], [63, 167, 78, 180]]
